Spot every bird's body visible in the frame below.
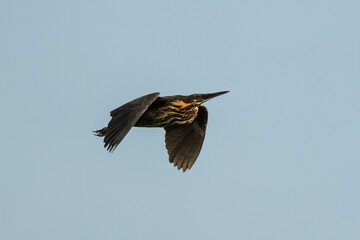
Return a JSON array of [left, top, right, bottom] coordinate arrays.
[[135, 96, 200, 127], [94, 91, 228, 172]]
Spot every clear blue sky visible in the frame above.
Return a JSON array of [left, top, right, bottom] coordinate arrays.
[[1, 1, 359, 239]]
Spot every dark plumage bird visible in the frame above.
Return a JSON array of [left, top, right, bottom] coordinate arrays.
[[94, 91, 229, 172]]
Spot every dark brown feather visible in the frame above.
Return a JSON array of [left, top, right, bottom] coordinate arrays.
[[164, 106, 208, 172], [102, 92, 160, 152]]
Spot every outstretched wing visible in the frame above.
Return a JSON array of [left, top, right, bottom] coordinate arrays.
[[102, 92, 160, 152], [164, 106, 208, 172]]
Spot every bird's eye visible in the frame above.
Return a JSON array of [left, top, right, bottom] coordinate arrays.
[[193, 95, 200, 102]]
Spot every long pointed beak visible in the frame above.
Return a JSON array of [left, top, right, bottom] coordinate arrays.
[[201, 91, 229, 103]]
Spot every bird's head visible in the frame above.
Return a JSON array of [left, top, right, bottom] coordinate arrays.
[[189, 91, 229, 105], [171, 91, 229, 108]]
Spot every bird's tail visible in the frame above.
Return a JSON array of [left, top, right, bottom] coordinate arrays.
[[93, 127, 107, 137]]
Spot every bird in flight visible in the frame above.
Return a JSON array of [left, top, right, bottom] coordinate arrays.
[[94, 91, 229, 172]]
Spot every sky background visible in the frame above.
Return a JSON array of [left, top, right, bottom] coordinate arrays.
[[1, 1, 359, 239]]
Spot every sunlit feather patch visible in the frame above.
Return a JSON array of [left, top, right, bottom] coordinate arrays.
[[171, 100, 192, 108]]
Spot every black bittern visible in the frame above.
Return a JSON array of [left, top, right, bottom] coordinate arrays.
[[94, 91, 229, 172]]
